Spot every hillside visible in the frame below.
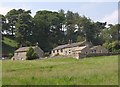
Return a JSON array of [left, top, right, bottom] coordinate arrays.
[[2, 35, 18, 56], [2, 55, 118, 85]]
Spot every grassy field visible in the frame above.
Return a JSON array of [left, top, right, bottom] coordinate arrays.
[[2, 35, 18, 55], [0, 61, 2, 86], [2, 55, 118, 85]]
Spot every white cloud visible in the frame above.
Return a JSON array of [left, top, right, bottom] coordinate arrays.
[[101, 10, 118, 25]]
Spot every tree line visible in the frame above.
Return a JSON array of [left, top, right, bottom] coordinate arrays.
[[1, 9, 120, 52]]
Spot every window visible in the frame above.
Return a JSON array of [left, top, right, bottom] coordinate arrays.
[[94, 50, 96, 53], [91, 50, 93, 53], [53, 50, 55, 53], [61, 49, 63, 52], [16, 52, 18, 55], [68, 49, 71, 54], [57, 50, 59, 52], [65, 51, 67, 54]]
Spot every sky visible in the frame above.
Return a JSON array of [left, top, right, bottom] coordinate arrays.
[[0, 1, 119, 25]]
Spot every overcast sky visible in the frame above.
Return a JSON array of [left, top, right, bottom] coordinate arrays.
[[0, 0, 119, 25]]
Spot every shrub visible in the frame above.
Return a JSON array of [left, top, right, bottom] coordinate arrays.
[[26, 47, 38, 60], [9, 53, 13, 59], [25, 41, 33, 46], [54, 53, 59, 56], [103, 41, 120, 53], [44, 52, 50, 57]]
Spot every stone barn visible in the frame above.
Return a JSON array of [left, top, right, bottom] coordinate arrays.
[[12, 46, 44, 60], [90, 45, 108, 54]]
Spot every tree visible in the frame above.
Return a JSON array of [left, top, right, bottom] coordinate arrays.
[[103, 41, 120, 52], [91, 21, 106, 45], [34, 10, 66, 52], [101, 24, 120, 43], [0, 14, 9, 33], [5, 9, 19, 35], [15, 11, 34, 46], [5, 9, 31, 35], [26, 47, 38, 60], [76, 16, 95, 43], [109, 24, 120, 41], [65, 11, 78, 42]]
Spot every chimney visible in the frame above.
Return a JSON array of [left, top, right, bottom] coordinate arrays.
[[36, 42, 38, 47], [68, 40, 71, 44], [71, 40, 72, 44], [68, 39, 72, 44]]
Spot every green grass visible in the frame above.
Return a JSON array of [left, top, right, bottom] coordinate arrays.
[[2, 35, 18, 55], [0, 61, 2, 86], [2, 55, 118, 85]]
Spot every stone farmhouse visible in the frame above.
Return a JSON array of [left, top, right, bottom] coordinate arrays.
[[51, 41, 108, 59], [12, 46, 44, 60]]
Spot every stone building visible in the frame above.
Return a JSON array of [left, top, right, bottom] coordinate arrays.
[[12, 46, 44, 60], [51, 41, 108, 59]]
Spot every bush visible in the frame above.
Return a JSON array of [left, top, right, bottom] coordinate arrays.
[[25, 41, 33, 46], [44, 52, 50, 57], [9, 53, 13, 59], [103, 41, 120, 53], [54, 53, 59, 56], [26, 47, 38, 60]]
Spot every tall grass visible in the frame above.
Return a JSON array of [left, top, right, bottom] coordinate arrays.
[[2, 55, 118, 85]]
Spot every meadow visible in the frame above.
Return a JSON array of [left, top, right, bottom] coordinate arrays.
[[2, 55, 118, 85]]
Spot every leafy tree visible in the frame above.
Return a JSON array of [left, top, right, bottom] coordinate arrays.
[[15, 11, 34, 46], [26, 47, 38, 60], [5, 9, 31, 35], [2, 9, 120, 54], [101, 24, 120, 44], [109, 24, 120, 41], [111, 41, 120, 52], [103, 41, 120, 52], [34, 10, 65, 52], [77, 16, 95, 43], [0, 14, 9, 33], [5, 9, 19, 35], [65, 11, 78, 42]]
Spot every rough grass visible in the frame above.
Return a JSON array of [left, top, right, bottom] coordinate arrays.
[[2, 55, 118, 85], [2, 35, 18, 55], [0, 61, 2, 86]]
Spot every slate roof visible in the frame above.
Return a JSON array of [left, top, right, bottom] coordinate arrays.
[[72, 46, 87, 52], [53, 44, 68, 50], [90, 45, 101, 50], [66, 41, 86, 48], [15, 46, 36, 52], [52, 41, 88, 50]]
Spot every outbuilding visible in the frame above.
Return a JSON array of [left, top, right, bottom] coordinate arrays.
[[11, 46, 44, 60]]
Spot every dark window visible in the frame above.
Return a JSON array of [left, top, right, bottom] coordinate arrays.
[[53, 50, 55, 53], [61, 49, 63, 52], [57, 50, 59, 52], [94, 50, 96, 53], [91, 50, 93, 53], [16, 52, 18, 55], [66, 51, 67, 54]]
